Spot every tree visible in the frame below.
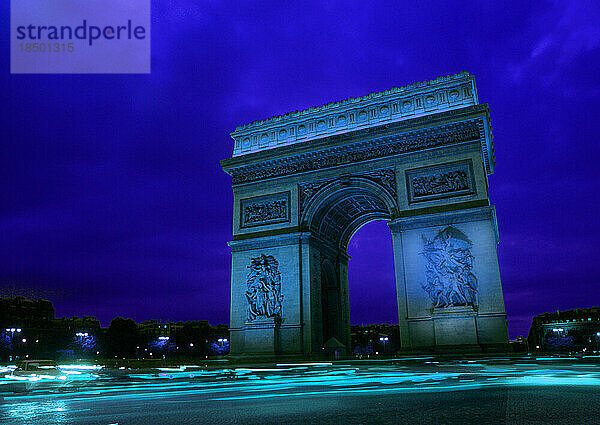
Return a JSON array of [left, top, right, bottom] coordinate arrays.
[[107, 317, 139, 358]]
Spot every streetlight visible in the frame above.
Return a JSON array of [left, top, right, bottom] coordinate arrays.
[[6, 328, 22, 337], [379, 336, 389, 353]]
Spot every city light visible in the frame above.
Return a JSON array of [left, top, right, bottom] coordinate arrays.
[[59, 364, 103, 371]]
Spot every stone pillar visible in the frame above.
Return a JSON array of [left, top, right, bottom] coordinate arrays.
[[388, 206, 508, 349], [227, 231, 352, 358], [304, 235, 351, 356], [388, 226, 412, 349], [228, 233, 307, 357], [337, 253, 351, 354]]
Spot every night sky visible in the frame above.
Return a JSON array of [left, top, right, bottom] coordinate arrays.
[[3, 1, 599, 338]]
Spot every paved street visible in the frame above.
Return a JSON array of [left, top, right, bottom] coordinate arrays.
[[2, 356, 600, 424]]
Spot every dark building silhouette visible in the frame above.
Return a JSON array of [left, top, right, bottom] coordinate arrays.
[[351, 323, 400, 356], [528, 307, 600, 352], [0, 296, 55, 328], [0, 296, 228, 360]]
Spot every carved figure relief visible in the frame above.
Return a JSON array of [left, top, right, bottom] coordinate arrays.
[[299, 180, 331, 213], [240, 192, 290, 227], [243, 200, 287, 224], [365, 168, 396, 196], [245, 254, 284, 321], [420, 226, 477, 308], [412, 170, 469, 197], [298, 168, 396, 217], [406, 161, 475, 203]]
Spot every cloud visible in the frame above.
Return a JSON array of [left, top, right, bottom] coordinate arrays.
[[511, 0, 600, 85]]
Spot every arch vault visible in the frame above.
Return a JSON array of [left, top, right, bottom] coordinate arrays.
[[221, 72, 509, 356]]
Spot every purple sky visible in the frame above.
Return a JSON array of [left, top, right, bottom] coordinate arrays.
[[3, 1, 599, 338]]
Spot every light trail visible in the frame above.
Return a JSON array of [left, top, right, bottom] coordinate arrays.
[[2, 357, 600, 423]]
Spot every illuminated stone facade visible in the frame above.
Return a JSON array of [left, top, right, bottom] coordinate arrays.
[[221, 72, 508, 356]]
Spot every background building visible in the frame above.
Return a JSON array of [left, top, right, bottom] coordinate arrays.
[[0, 297, 229, 361], [528, 307, 600, 352]]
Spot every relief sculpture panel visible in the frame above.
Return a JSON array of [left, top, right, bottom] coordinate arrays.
[[406, 161, 475, 203], [240, 192, 290, 228], [420, 226, 478, 308], [245, 254, 284, 321]]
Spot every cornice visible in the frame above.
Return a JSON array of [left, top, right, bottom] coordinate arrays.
[[225, 117, 487, 185], [223, 104, 489, 168], [222, 104, 494, 184], [230, 72, 478, 156]]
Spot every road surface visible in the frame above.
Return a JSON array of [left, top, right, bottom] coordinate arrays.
[[2, 356, 600, 424]]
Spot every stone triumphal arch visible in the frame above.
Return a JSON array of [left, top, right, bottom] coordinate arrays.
[[221, 72, 509, 356]]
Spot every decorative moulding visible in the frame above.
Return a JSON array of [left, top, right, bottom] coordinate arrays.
[[228, 118, 486, 185], [231, 71, 478, 156]]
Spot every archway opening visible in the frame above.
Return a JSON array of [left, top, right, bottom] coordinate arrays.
[[301, 177, 399, 354], [347, 220, 398, 356], [348, 220, 397, 325]]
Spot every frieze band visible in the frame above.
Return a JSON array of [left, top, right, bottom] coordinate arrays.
[[228, 119, 483, 185]]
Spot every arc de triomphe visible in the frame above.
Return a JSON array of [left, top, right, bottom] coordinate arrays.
[[221, 72, 509, 356]]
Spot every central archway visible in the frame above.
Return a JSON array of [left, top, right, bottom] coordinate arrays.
[[347, 220, 398, 356], [302, 176, 396, 248], [300, 176, 396, 351], [347, 221, 397, 323]]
